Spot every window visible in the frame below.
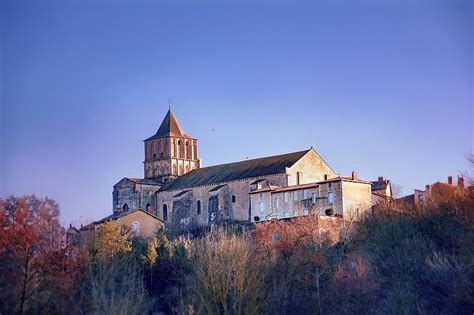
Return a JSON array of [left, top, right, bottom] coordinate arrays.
[[123, 203, 129, 212], [325, 208, 334, 216], [146, 203, 152, 212], [131, 221, 140, 233], [259, 193, 262, 198], [303, 189, 308, 199], [312, 193, 317, 204], [197, 200, 202, 215], [232, 195, 236, 203], [274, 198, 279, 209], [293, 191, 298, 201], [284, 192, 289, 202], [163, 204, 168, 221], [328, 183, 332, 190], [259, 201, 265, 214], [328, 191, 334, 205]]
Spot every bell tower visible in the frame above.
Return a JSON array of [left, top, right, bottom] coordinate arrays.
[[144, 109, 200, 183]]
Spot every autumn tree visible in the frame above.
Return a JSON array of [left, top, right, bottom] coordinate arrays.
[[0, 195, 73, 314]]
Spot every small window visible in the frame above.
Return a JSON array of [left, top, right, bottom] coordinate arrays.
[[131, 221, 140, 233], [311, 193, 317, 204], [153, 153, 157, 159], [231, 195, 236, 203], [293, 191, 298, 201], [328, 183, 332, 190], [303, 189, 308, 199], [197, 200, 202, 215], [163, 204, 168, 222], [328, 191, 334, 205], [146, 203, 152, 212], [325, 208, 334, 216], [160, 152, 164, 158], [274, 198, 279, 209], [123, 203, 129, 212], [284, 192, 289, 202]]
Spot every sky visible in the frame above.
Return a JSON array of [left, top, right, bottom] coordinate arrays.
[[1, 0, 472, 225]]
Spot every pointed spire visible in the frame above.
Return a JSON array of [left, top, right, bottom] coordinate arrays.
[[145, 109, 194, 141]]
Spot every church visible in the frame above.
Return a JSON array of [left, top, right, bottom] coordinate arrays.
[[111, 109, 379, 232]]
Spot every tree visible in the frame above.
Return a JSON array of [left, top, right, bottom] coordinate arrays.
[[93, 220, 131, 261], [0, 195, 65, 314], [191, 229, 266, 315]]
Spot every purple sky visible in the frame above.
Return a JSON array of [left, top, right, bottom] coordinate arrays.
[[1, 0, 472, 225]]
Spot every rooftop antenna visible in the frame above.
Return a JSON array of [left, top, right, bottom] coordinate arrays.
[[168, 98, 172, 111]]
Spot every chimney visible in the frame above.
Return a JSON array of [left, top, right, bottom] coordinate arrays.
[[448, 176, 453, 185], [352, 170, 358, 180], [378, 176, 384, 182], [425, 184, 431, 194], [457, 176, 464, 189]]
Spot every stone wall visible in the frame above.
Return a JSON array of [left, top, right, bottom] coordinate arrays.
[[341, 181, 372, 218], [287, 149, 337, 185], [156, 173, 288, 227]]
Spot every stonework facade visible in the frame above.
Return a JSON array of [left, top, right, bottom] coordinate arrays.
[[109, 109, 378, 232]]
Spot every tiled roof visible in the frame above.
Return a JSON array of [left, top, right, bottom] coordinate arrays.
[[159, 149, 311, 192], [209, 184, 227, 192], [173, 190, 191, 198], [250, 176, 370, 194], [93, 208, 163, 225], [145, 110, 195, 141], [126, 177, 162, 185]]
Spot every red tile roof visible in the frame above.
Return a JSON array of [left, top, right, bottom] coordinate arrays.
[[145, 110, 195, 141]]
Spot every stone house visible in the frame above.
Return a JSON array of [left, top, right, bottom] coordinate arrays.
[[250, 172, 372, 222], [81, 208, 164, 239]]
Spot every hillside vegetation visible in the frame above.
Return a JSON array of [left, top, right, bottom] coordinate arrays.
[[1, 188, 473, 314]]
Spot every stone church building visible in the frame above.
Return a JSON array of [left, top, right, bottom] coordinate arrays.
[[112, 109, 377, 232]]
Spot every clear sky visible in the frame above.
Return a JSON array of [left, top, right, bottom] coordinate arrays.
[[1, 0, 472, 225]]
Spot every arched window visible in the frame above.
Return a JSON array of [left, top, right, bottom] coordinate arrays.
[[146, 203, 152, 212], [178, 165, 183, 176], [163, 204, 168, 221], [131, 221, 140, 233], [179, 140, 185, 158], [186, 141, 192, 159], [231, 195, 236, 203], [197, 200, 201, 215], [185, 165, 189, 173], [123, 203, 129, 212], [173, 164, 178, 175]]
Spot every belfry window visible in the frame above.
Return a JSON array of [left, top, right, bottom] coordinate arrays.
[[163, 204, 168, 221], [197, 200, 202, 215], [123, 203, 129, 212], [232, 195, 236, 203]]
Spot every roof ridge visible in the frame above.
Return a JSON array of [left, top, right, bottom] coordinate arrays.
[[194, 149, 311, 171]]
